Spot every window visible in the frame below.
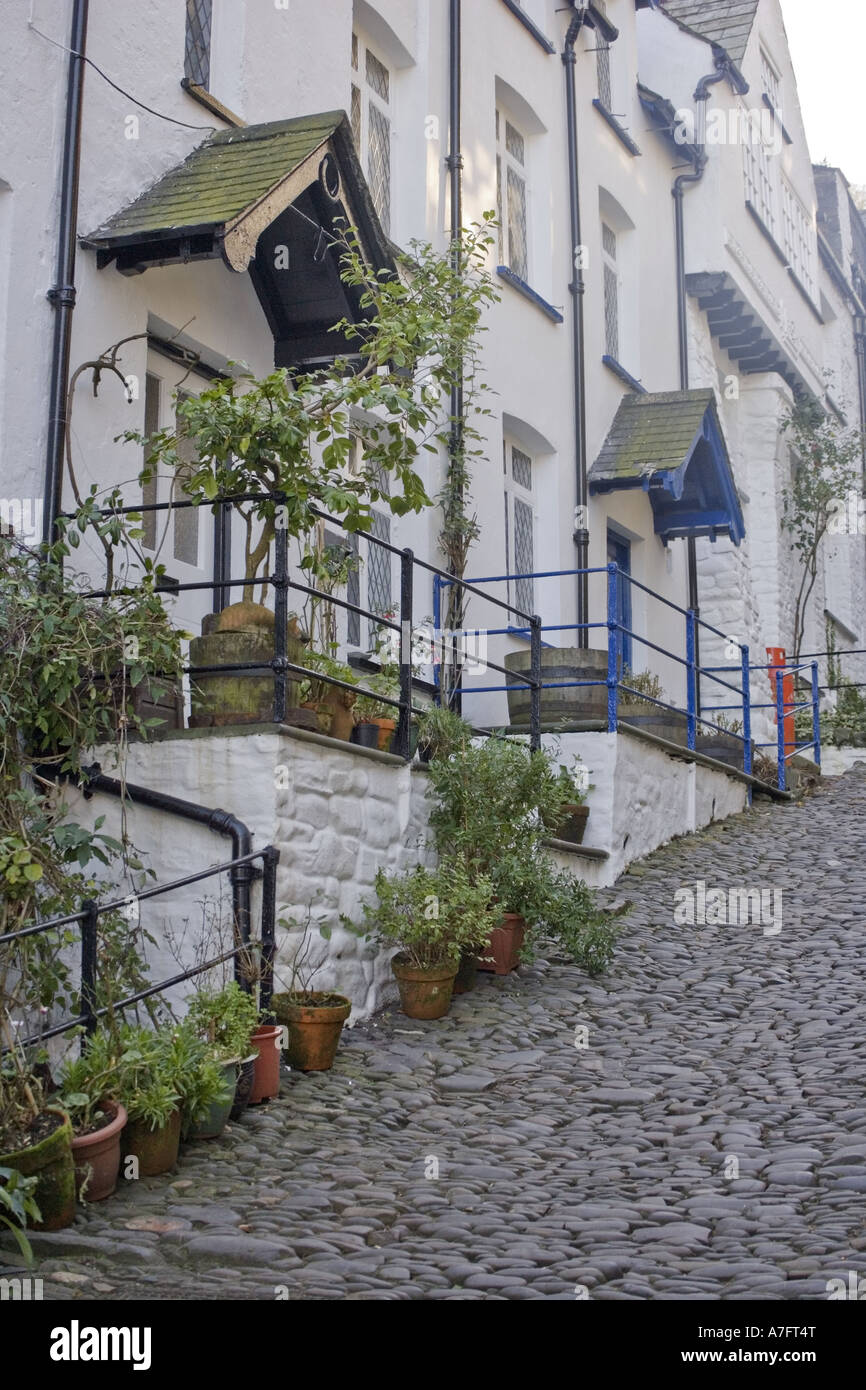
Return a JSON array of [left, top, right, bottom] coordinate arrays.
[[760, 47, 781, 111], [781, 177, 817, 300], [607, 530, 632, 672], [184, 0, 212, 89], [601, 222, 619, 359], [351, 31, 392, 233], [742, 111, 777, 237], [496, 108, 529, 280], [595, 6, 612, 110], [503, 441, 535, 620]]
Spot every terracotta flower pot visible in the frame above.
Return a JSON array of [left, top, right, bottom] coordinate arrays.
[[249, 1025, 282, 1104], [477, 913, 526, 975], [375, 717, 396, 751], [123, 1108, 181, 1178], [71, 1100, 127, 1202], [229, 1055, 257, 1120], [271, 992, 351, 1072], [452, 949, 478, 995], [187, 1062, 238, 1141], [391, 955, 458, 1020], [1, 1107, 76, 1231]]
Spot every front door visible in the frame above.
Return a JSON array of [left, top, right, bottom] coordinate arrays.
[[606, 530, 632, 673]]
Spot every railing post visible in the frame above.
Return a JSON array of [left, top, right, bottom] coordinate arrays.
[[80, 899, 99, 1048], [776, 665, 786, 791], [686, 609, 697, 752], [259, 846, 279, 1017], [811, 660, 821, 771], [606, 562, 619, 733], [529, 614, 542, 752], [272, 499, 288, 724], [432, 574, 442, 707], [396, 548, 414, 759], [741, 645, 752, 777]]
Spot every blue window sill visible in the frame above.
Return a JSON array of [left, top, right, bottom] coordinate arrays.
[[592, 100, 641, 157], [496, 266, 564, 323], [603, 355, 646, 393]]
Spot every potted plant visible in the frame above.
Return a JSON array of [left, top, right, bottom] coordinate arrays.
[[270, 917, 351, 1072], [618, 667, 688, 746], [57, 1031, 128, 1201], [542, 759, 591, 845], [358, 858, 497, 1020], [0, 1164, 41, 1264], [185, 982, 260, 1136], [0, 1043, 76, 1232], [106, 1025, 182, 1177], [695, 712, 749, 769], [299, 652, 359, 741], [415, 705, 473, 764], [352, 668, 401, 750]]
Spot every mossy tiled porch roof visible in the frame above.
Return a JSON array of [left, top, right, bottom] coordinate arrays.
[[82, 111, 393, 366], [590, 389, 746, 544]]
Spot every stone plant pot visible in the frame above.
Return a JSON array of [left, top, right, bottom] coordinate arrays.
[[505, 647, 610, 728], [1, 1107, 76, 1231], [271, 993, 351, 1072], [248, 1025, 282, 1104], [477, 913, 526, 975], [321, 688, 356, 741], [123, 1109, 181, 1178], [189, 602, 305, 728], [71, 1100, 127, 1202], [187, 1062, 238, 1141], [391, 955, 458, 1020]]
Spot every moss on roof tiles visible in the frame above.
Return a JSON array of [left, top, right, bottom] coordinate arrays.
[[591, 389, 717, 480], [660, 1, 759, 63], [86, 111, 345, 241]]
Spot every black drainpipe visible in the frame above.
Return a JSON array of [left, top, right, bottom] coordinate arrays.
[[445, 0, 464, 701], [563, 9, 590, 648], [43, 0, 90, 550], [672, 58, 733, 708], [47, 765, 257, 988]]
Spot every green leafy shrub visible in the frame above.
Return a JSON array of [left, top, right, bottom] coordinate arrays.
[[0, 1166, 41, 1264], [185, 982, 260, 1062], [358, 858, 497, 970]]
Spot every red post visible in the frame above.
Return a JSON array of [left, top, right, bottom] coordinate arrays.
[[766, 646, 796, 758]]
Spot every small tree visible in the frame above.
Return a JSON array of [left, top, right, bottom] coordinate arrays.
[[782, 401, 863, 660]]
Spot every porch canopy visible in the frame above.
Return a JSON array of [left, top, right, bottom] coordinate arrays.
[[589, 388, 746, 544], [81, 112, 394, 367]]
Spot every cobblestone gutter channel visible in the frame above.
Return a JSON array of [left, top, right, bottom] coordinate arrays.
[[6, 769, 866, 1301]]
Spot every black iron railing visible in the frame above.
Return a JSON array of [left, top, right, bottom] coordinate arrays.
[[0, 846, 279, 1055]]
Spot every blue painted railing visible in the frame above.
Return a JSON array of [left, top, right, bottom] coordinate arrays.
[[433, 563, 821, 791]]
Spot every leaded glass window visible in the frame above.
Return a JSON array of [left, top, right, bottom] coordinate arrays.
[[350, 31, 392, 234], [497, 110, 528, 280], [184, 0, 212, 89]]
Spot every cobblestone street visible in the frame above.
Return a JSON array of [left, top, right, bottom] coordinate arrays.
[[15, 769, 866, 1301]]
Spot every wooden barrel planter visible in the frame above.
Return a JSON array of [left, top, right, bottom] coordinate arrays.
[[617, 702, 689, 747], [505, 648, 610, 728]]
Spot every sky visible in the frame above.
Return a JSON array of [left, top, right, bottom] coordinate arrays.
[[780, 0, 866, 188]]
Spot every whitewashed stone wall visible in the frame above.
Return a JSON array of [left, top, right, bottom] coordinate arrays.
[[65, 726, 751, 1020]]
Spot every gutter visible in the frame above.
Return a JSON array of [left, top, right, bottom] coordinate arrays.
[[42, 0, 89, 550]]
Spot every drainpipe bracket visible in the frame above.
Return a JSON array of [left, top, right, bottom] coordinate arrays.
[[47, 284, 77, 308]]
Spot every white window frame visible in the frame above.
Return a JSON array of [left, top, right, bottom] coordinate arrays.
[[760, 46, 781, 111], [601, 220, 619, 360], [594, 4, 613, 110], [503, 438, 536, 625], [741, 102, 777, 238], [781, 176, 817, 302], [496, 106, 530, 282], [351, 29, 392, 235]]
